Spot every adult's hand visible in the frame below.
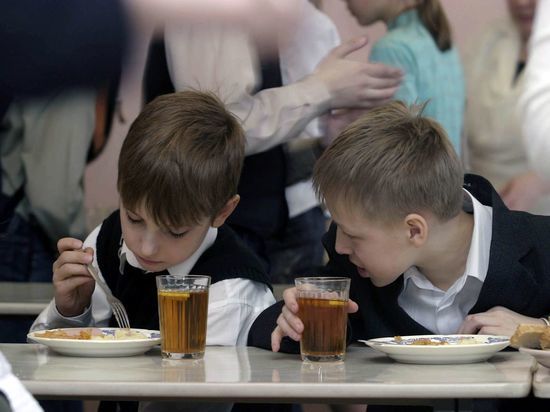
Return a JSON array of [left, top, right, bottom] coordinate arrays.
[[500, 171, 550, 212], [322, 108, 371, 145]]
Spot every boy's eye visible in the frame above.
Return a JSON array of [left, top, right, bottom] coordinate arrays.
[[169, 230, 188, 239], [345, 231, 360, 240], [126, 212, 142, 224]]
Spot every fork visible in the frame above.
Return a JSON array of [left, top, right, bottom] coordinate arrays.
[[86, 263, 131, 329]]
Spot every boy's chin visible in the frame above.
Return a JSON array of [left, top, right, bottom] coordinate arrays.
[[357, 267, 392, 287]]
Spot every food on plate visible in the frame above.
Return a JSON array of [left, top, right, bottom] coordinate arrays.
[[393, 335, 480, 345], [37, 329, 93, 340], [34, 328, 148, 340], [510, 324, 548, 349], [394, 336, 448, 345]]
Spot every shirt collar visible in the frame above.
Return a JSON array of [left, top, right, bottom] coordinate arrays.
[[403, 189, 493, 289], [462, 188, 493, 283], [120, 227, 218, 275]]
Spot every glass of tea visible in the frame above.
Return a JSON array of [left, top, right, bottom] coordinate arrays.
[[156, 274, 210, 359], [295, 276, 351, 362]]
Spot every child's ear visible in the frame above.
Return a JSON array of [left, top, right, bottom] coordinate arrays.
[[404, 213, 428, 246], [211, 195, 240, 228]]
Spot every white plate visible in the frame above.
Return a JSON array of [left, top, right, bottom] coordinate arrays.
[[359, 334, 509, 364], [27, 328, 161, 357], [519, 347, 550, 368]]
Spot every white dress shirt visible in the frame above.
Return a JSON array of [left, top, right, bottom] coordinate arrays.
[[520, 0, 550, 178], [31, 224, 275, 346], [281, 1, 340, 218], [398, 190, 493, 334]]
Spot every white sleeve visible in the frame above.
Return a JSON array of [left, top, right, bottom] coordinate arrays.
[[279, 2, 340, 140], [205, 279, 275, 346], [520, 0, 550, 178], [0, 352, 43, 412], [30, 225, 112, 332], [164, 23, 332, 155]]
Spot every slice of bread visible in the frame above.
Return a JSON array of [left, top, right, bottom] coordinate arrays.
[[540, 327, 550, 350], [510, 324, 548, 349]]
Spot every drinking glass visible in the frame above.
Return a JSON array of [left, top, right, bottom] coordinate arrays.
[[295, 276, 350, 362], [156, 274, 210, 359]]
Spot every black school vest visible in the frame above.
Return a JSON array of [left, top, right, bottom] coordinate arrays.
[[225, 55, 288, 240], [95, 210, 271, 330]]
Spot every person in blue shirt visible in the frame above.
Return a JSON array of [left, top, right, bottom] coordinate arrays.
[[344, 0, 465, 154]]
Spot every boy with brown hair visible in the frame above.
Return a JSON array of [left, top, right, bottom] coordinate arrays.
[[248, 100, 550, 355], [32, 90, 274, 349]]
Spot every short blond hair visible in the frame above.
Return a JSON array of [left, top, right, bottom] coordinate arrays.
[[313, 101, 463, 224], [118, 91, 244, 228]]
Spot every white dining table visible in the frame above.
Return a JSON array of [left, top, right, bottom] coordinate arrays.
[[0, 344, 535, 404], [0, 282, 53, 315]]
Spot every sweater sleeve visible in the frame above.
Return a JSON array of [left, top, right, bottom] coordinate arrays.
[[247, 300, 300, 354]]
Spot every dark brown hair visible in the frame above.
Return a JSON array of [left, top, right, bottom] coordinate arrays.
[[313, 100, 463, 224], [418, 0, 452, 52], [118, 91, 245, 228]]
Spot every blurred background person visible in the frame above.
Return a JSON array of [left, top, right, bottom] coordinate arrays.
[[252, 0, 340, 284], [0, 83, 118, 342], [343, 0, 465, 154], [0, 85, 118, 412], [465, 0, 550, 214], [520, 0, 550, 178], [0, 0, 299, 117], [164, 0, 402, 285], [0, 0, 300, 251]]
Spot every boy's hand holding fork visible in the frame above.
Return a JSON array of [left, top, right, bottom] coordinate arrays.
[[52, 237, 96, 318]]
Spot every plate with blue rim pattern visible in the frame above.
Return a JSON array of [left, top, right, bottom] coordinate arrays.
[[359, 334, 509, 364]]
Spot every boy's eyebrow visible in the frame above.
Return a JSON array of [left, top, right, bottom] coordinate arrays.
[[332, 219, 351, 233], [333, 219, 362, 237]]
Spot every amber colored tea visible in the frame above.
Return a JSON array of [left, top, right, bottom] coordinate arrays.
[[158, 289, 208, 359], [297, 296, 347, 361]]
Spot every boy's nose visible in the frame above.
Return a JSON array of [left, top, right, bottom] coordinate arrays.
[[334, 229, 351, 255], [140, 233, 159, 257]]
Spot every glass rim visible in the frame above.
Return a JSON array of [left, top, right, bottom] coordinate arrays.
[[294, 276, 350, 283], [157, 274, 211, 280]]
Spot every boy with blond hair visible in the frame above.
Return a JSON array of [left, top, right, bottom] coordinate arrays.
[[247, 100, 550, 411], [32, 91, 274, 347], [248, 100, 550, 354]]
